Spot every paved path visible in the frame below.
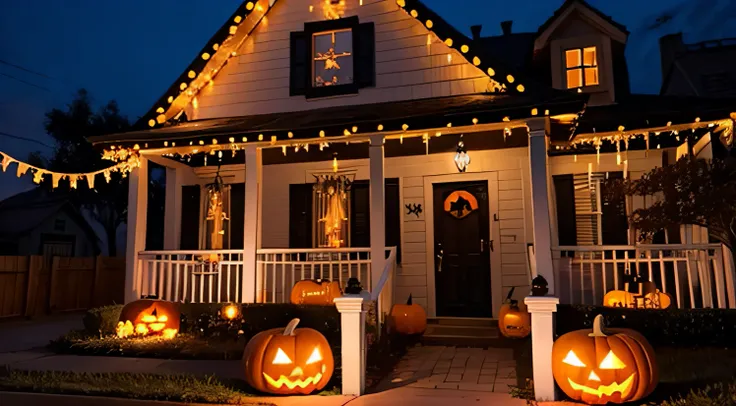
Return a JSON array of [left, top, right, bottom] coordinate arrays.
[[376, 345, 519, 393], [0, 313, 83, 353]]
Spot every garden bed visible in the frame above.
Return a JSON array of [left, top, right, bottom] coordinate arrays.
[[0, 370, 267, 405]]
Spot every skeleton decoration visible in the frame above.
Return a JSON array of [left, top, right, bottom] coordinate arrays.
[[313, 155, 352, 248]]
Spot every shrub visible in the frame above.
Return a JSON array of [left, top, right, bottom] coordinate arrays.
[[661, 382, 736, 406], [556, 305, 736, 347], [82, 305, 123, 336]]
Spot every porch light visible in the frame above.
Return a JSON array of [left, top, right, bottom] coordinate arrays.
[[454, 135, 470, 173]]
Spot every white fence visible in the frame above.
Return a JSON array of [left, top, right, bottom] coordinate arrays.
[[137, 247, 398, 308], [552, 244, 736, 309]]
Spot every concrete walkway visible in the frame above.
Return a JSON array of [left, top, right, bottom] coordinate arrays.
[[0, 313, 83, 353]]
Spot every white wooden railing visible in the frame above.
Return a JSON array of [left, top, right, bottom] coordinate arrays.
[[552, 244, 736, 309], [373, 247, 397, 334], [137, 247, 398, 307], [136, 250, 245, 303]]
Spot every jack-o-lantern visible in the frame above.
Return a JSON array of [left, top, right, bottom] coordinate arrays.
[[498, 287, 530, 339], [389, 295, 427, 335], [603, 290, 635, 308], [552, 315, 658, 404], [243, 318, 334, 395], [645, 290, 671, 309], [117, 299, 180, 339], [290, 280, 342, 305]]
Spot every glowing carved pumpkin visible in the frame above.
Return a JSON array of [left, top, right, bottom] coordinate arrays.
[[552, 315, 658, 404], [117, 299, 180, 339], [389, 295, 427, 335], [645, 290, 672, 309], [243, 318, 334, 395], [498, 287, 530, 339], [603, 290, 635, 308], [290, 280, 342, 305]]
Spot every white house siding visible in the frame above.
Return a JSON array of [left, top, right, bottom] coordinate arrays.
[[190, 0, 494, 120], [194, 146, 532, 314]]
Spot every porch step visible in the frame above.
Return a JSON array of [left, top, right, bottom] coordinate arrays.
[[422, 317, 504, 347]]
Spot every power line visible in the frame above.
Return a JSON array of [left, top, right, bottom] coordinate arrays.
[[0, 72, 50, 92], [0, 131, 54, 149], [0, 59, 51, 79]]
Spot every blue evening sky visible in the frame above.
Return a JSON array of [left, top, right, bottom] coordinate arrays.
[[2, 0, 734, 200]]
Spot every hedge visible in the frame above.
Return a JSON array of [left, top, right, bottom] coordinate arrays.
[[556, 305, 736, 347]]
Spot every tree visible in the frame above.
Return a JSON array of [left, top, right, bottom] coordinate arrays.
[[605, 156, 736, 250], [36, 89, 131, 256]]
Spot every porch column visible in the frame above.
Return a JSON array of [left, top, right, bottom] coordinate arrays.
[[243, 145, 262, 303], [125, 156, 148, 303], [525, 296, 559, 401], [334, 295, 367, 395], [528, 118, 556, 294], [163, 167, 182, 250], [369, 134, 385, 291]]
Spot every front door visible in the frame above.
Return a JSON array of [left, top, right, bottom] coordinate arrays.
[[433, 181, 492, 317]]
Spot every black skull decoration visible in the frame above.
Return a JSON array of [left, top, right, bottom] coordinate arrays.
[[531, 275, 549, 296]]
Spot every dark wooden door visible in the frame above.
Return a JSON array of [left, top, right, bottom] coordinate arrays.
[[433, 181, 491, 317]]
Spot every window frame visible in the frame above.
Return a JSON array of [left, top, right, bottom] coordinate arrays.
[[302, 17, 361, 99], [564, 46, 599, 89]]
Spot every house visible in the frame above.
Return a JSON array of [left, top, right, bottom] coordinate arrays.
[[90, 0, 736, 318], [0, 188, 98, 258]]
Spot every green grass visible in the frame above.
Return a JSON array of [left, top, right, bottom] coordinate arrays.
[[49, 331, 246, 360], [657, 347, 736, 384], [0, 370, 269, 405]]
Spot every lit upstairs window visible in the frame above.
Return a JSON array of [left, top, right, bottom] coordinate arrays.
[[565, 47, 599, 89], [313, 29, 353, 87]]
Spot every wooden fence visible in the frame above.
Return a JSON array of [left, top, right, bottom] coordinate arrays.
[[0, 256, 125, 318]]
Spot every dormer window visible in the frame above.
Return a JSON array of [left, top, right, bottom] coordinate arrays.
[[565, 47, 599, 89]]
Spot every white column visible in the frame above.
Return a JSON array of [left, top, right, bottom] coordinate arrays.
[[369, 135, 385, 291], [163, 167, 183, 250], [334, 295, 367, 396], [125, 156, 148, 303], [525, 296, 559, 401], [243, 145, 262, 303], [528, 118, 556, 294]]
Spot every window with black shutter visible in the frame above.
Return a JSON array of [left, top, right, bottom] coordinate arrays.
[[553, 172, 628, 246], [290, 17, 375, 98]]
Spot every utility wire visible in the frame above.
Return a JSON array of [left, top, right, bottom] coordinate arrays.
[[0, 59, 51, 79], [0, 72, 50, 92], [0, 131, 54, 149]]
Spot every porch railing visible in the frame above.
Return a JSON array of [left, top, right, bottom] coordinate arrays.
[[552, 244, 736, 309], [373, 247, 397, 334], [137, 247, 398, 308]]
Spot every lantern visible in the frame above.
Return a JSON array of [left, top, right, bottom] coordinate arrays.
[[290, 280, 342, 305], [221, 303, 241, 320], [498, 287, 530, 339], [454, 135, 470, 172], [117, 299, 180, 339], [552, 315, 658, 404], [389, 295, 427, 335], [242, 318, 334, 395], [602, 290, 635, 308]]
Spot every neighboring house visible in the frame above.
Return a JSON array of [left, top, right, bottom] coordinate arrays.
[[660, 32, 736, 98], [90, 0, 736, 318], [0, 188, 99, 258]]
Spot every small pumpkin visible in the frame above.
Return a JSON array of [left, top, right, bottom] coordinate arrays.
[[498, 287, 530, 339], [645, 290, 672, 309], [243, 318, 334, 395], [117, 299, 180, 339], [389, 295, 427, 335], [603, 290, 635, 308], [552, 315, 658, 404], [290, 279, 342, 305]]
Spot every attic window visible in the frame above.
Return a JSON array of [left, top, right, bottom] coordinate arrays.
[[313, 29, 353, 87], [565, 47, 599, 89]]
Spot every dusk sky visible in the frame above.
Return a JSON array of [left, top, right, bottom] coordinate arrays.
[[1, 0, 733, 201]]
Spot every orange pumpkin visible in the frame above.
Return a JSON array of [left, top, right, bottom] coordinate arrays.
[[243, 318, 334, 395], [498, 287, 530, 339], [645, 290, 672, 309], [117, 299, 180, 339], [603, 290, 635, 308], [389, 295, 427, 335], [290, 280, 342, 305], [552, 315, 658, 404]]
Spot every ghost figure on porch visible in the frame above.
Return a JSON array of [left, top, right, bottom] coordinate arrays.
[[206, 170, 229, 251], [321, 184, 347, 248]]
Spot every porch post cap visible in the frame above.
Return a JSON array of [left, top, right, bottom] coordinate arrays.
[[524, 296, 559, 312], [334, 295, 366, 313]]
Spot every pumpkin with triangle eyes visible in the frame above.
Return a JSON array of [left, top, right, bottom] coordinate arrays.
[[498, 287, 530, 339], [243, 318, 334, 395], [552, 315, 658, 404]]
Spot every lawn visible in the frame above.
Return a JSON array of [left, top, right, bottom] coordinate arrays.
[[0, 370, 269, 405]]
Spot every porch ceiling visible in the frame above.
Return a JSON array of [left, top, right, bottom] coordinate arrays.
[[90, 93, 585, 150]]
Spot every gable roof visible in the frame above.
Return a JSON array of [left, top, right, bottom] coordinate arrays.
[[0, 188, 99, 245], [133, 0, 564, 133], [535, 0, 628, 49]]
